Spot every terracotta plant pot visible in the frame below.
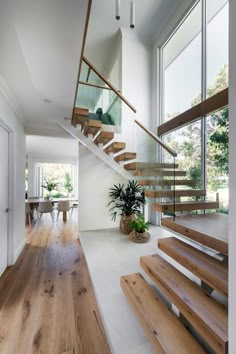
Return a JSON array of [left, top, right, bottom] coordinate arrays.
[[128, 230, 150, 243], [120, 214, 135, 234]]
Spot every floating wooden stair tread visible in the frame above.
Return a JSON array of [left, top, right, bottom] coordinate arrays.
[[138, 179, 197, 187], [133, 169, 186, 177], [93, 131, 114, 146], [161, 214, 228, 256], [121, 273, 205, 354], [83, 119, 102, 137], [124, 162, 178, 170], [114, 152, 136, 162], [140, 254, 228, 354], [72, 107, 89, 127], [152, 200, 219, 212], [104, 142, 126, 154], [158, 237, 228, 296], [145, 189, 206, 198]]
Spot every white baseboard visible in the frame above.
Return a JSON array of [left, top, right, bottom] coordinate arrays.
[[13, 239, 26, 264]]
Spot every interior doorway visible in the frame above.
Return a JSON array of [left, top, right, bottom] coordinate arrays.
[[0, 123, 9, 276]]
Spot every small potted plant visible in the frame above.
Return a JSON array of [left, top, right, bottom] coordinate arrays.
[[42, 179, 58, 199], [108, 180, 146, 234], [129, 215, 150, 243]]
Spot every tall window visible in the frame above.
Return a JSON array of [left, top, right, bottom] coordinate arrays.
[[162, 2, 202, 121], [161, 0, 229, 213], [207, 0, 229, 97]]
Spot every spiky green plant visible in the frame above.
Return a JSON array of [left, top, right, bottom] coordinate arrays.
[[108, 180, 146, 221]]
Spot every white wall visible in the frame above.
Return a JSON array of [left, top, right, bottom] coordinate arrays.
[[0, 77, 25, 263], [78, 144, 127, 231], [229, 0, 236, 351]]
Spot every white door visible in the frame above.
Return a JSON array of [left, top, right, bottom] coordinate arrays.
[[0, 125, 9, 276]]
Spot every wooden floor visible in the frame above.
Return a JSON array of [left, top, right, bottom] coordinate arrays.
[[0, 221, 111, 354]]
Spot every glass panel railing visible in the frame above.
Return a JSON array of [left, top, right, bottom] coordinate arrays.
[[80, 60, 108, 88], [162, 120, 202, 190], [161, 120, 203, 217], [76, 83, 122, 127], [134, 121, 177, 220], [206, 107, 229, 214]]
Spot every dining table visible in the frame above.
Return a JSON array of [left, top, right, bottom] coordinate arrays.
[[25, 197, 78, 223]]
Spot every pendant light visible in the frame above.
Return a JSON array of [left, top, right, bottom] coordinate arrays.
[[130, 1, 135, 29], [116, 0, 120, 20]]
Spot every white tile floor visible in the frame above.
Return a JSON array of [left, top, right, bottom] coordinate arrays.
[[79, 225, 174, 354]]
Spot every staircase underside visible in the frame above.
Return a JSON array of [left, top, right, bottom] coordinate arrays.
[[161, 213, 228, 256]]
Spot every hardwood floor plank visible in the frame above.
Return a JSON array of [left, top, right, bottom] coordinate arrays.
[[0, 222, 111, 354]]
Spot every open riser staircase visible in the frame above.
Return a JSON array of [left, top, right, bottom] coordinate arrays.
[[69, 57, 228, 353], [121, 236, 228, 353], [70, 108, 228, 354]]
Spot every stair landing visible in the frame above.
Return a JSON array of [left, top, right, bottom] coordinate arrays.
[[161, 213, 228, 256]]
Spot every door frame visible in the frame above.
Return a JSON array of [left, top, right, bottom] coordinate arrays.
[[0, 119, 14, 267]]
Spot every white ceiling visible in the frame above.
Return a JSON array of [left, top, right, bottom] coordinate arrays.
[[26, 135, 78, 158], [84, 0, 189, 74], [0, 0, 88, 135]]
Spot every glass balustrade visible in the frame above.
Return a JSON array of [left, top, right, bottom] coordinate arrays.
[[76, 83, 122, 127]]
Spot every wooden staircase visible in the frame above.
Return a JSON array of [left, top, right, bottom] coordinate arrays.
[[121, 236, 228, 353], [72, 107, 219, 217], [71, 108, 228, 353]]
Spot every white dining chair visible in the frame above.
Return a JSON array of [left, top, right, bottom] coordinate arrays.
[[56, 200, 71, 221], [37, 201, 54, 222]]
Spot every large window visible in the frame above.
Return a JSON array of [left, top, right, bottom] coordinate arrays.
[[207, 0, 229, 97], [36, 163, 77, 198], [162, 2, 202, 121], [161, 0, 229, 213]]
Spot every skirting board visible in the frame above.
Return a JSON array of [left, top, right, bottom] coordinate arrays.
[[13, 239, 25, 264]]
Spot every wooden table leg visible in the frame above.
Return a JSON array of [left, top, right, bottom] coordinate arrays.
[[63, 211, 67, 222]]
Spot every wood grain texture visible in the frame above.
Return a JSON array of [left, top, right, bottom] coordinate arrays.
[[138, 179, 197, 187], [124, 162, 178, 170], [93, 131, 114, 146], [104, 142, 126, 154], [145, 189, 206, 198], [0, 223, 111, 354], [140, 254, 228, 354], [133, 169, 186, 177], [83, 119, 102, 137], [121, 273, 205, 354], [161, 214, 228, 256], [114, 152, 136, 162], [158, 88, 228, 136], [71, 107, 89, 127], [158, 237, 228, 296], [152, 200, 219, 212]]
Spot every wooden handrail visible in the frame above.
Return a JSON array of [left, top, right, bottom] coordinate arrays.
[[78, 81, 112, 91], [82, 56, 137, 113], [135, 119, 177, 157], [158, 88, 228, 136]]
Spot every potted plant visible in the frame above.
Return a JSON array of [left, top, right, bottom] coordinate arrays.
[[42, 179, 58, 199], [108, 180, 146, 234], [129, 215, 150, 243]]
